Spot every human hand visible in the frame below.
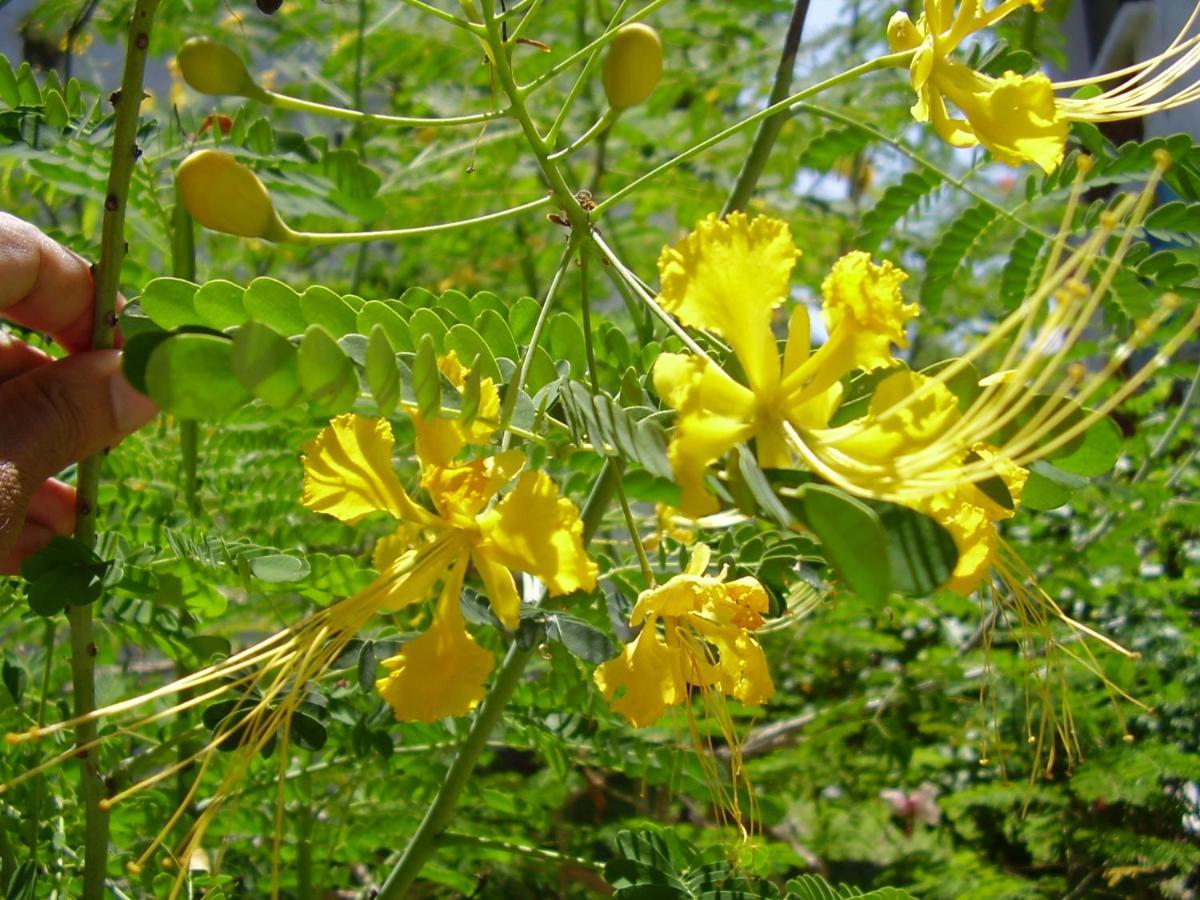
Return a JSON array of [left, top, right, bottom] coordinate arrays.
[[0, 213, 158, 574]]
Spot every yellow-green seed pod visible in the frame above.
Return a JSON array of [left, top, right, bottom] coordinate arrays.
[[176, 150, 288, 241], [176, 37, 258, 97], [601, 23, 663, 111]]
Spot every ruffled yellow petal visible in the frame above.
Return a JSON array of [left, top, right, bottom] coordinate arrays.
[[820, 251, 917, 372], [594, 620, 687, 728], [475, 471, 598, 599], [375, 560, 495, 722], [936, 63, 1067, 173], [420, 450, 525, 524], [922, 489, 996, 595], [699, 623, 774, 708], [657, 212, 796, 394], [301, 414, 430, 525], [654, 352, 758, 517], [412, 351, 502, 468]]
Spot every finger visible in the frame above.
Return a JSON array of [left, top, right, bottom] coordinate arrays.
[[27, 478, 76, 535], [0, 329, 53, 383], [0, 521, 55, 576], [0, 213, 97, 353], [0, 350, 157, 563]]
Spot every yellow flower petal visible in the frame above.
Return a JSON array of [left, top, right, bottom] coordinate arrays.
[[471, 548, 522, 630], [653, 352, 758, 517], [375, 561, 495, 722], [475, 471, 598, 599], [822, 369, 960, 469], [702, 625, 774, 708], [820, 251, 917, 372], [594, 621, 686, 727], [657, 212, 796, 393], [630, 574, 723, 625], [421, 450, 525, 524], [936, 64, 1067, 173], [922, 489, 996, 596], [302, 415, 430, 525]]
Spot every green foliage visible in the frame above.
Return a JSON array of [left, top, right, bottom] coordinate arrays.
[[1, 1, 1197, 898]]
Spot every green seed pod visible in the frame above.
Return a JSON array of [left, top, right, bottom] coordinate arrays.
[[601, 23, 663, 111], [176, 150, 288, 241], [176, 37, 258, 97]]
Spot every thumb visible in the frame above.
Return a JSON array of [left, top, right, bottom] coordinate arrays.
[[0, 350, 157, 562]]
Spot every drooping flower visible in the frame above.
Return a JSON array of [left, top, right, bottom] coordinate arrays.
[[652, 212, 917, 515], [595, 544, 774, 727], [2, 399, 594, 888], [886, 0, 1200, 172], [306, 415, 597, 722], [782, 158, 1196, 765]]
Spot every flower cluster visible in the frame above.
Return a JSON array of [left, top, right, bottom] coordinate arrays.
[[888, 0, 1200, 172]]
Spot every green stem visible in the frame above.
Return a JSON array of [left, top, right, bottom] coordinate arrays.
[[70, 3, 161, 896], [376, 460, 621, 898], [591, 50, 911, 217], [171, 190, 199, 518], [578, 249, 601, 393], [283, 195, 552, 247], [547, 108, 617, 161], [261, 90, 505, 127], [498, 239, 581, 444], [400, 0, 477, 31], [506, 0, 545, 44], [722, 0, 810, 215], [442, 831, 603, 871], [297, 762, 315, 900], [26, 620, 57, 857]]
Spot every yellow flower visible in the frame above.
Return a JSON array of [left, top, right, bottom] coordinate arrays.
[[813, 368, 1026, 594], [798, 161, 1198, 599], [595, 544, 774, 727], [3, 411, 595, 884], [652, 212, 917, 516], [887, 0, 1200, 172], [304, 414, 597, 721]]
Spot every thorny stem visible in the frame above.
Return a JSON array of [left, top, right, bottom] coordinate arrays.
[[71, 2, 162, 896], [376, 460, 621, 898], [722, 0, 811, 215]]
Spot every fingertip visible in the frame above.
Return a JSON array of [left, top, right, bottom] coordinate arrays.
[[0, 521, 55, 576], [108, 363, 158, 434], [27, 479, 76, 536]]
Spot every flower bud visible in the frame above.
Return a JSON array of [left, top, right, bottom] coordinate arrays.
[[602, 23, 663, 111], [176, 37, 258, 97], [176, 150, 288, 241]]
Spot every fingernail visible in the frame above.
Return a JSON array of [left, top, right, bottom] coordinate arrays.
[[109, 361, 158, 433]]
